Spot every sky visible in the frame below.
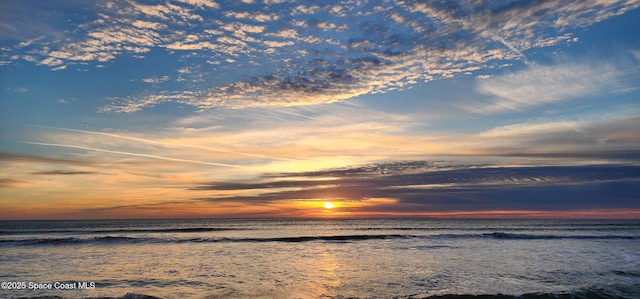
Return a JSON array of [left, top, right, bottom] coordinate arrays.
[[1, 0, 639, 220]]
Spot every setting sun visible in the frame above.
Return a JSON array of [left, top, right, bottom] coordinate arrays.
[[323, 202, 335, 209]]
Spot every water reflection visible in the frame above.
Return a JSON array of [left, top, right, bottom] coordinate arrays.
[[305, 250, 342, 296], [319, 252, 341, 287]]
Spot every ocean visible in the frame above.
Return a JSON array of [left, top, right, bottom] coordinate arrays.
[[0, 218, 639, 299]]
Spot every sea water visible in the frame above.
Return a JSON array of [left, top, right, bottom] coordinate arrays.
[[0, 218, 639, 298]]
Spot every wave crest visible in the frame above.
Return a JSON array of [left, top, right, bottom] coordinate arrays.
[[2, 232, 637, 247]]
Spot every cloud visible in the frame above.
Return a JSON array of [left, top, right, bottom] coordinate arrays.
[[129, 1, 204, 21], [265, 29, 298, 39], [193, 161, 640, 212], [316, 21, 337, 30], [0, 151, 86, 166], [470, 62, 623, 113], [174, 0, 219, 9], [224, 11, 280, 22], [29, 124, 286, 163], [0, 178, 28, 188], [24, 141, 242, 168], [263, 40, 295, 48], [3, 1, 637, 112], [103, 57, 384, 111], [132, 20, 166, 30], [39, 57, 65, 67], [6, 86, 28, 93], [29, 170, 104, 175], [142, 76, 170, 84], [472, 111, 640, 157], [162, 101, 639, 170]]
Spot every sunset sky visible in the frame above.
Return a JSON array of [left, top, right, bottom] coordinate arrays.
[[1, 0, 639, 220]]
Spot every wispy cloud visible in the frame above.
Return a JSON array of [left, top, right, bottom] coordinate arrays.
[[3, 1, 637, 112], [0, 178, 28, 188], [24, 141, 243, 168], [0, 151, 87, 166], [29, 170, 104, 176], [28, 125, 292, 162], [473, 110, 640, 156], [6, 86, 28, 93], [469, 61, 627, 113]]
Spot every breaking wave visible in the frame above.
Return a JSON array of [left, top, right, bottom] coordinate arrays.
[[482, 232, 637, 240], [403, 283, 640, 299], [2, 232, 637, 247], [0, 227, 239, 235]]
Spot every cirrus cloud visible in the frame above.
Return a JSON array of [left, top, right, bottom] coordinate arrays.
[[2, 1, 639, 112]]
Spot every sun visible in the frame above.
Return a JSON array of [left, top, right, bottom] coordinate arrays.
[[323, 202, 335, 209]]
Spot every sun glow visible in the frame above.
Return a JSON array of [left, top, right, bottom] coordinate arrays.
[[323, 202, 335, 209]]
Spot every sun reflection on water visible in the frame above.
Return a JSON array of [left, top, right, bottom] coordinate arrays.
[[305, 251, 342, 296]]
